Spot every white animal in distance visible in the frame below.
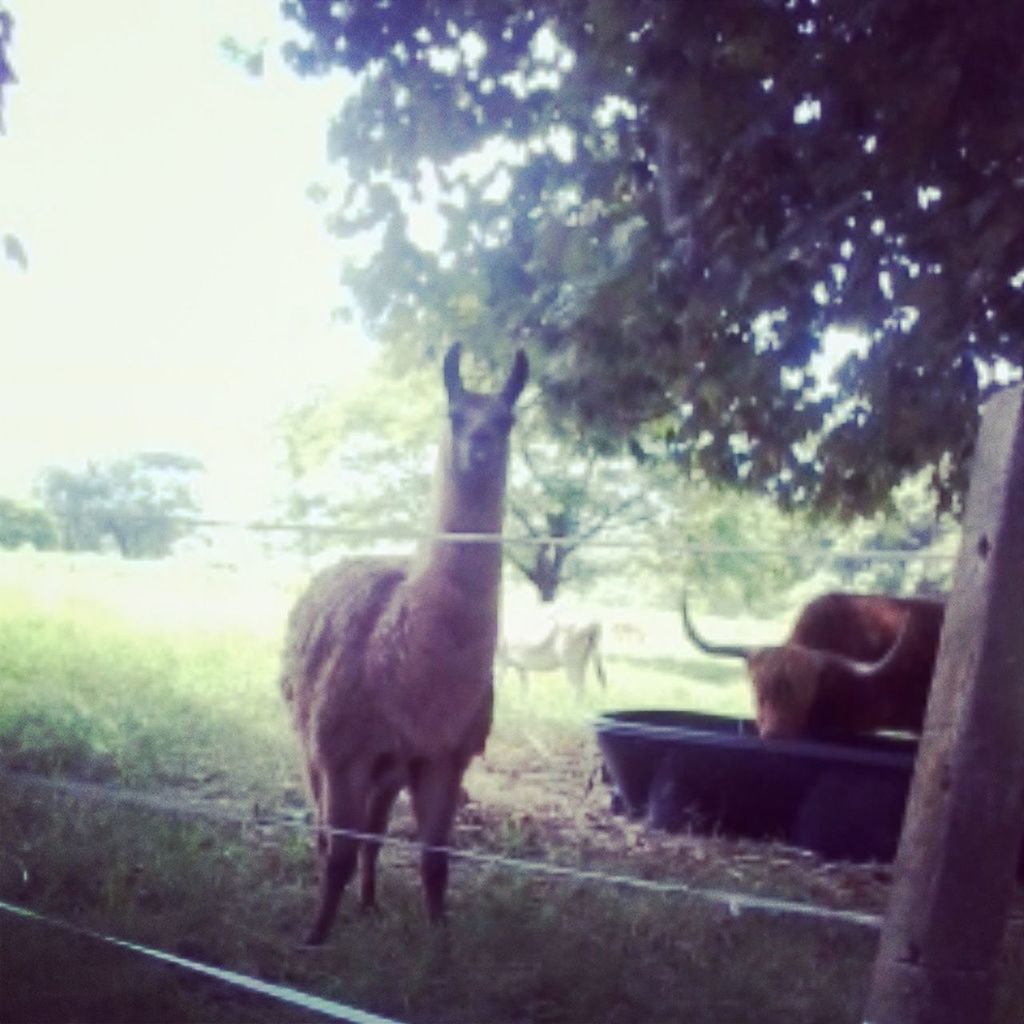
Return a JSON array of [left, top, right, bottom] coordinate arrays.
[[498, 615, 609, 695]]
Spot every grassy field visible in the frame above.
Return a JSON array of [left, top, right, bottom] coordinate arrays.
[[0, 552, 1021, 1024]]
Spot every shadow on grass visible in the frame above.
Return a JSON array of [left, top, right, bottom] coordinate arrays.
[[0, 912, 313, 1024]]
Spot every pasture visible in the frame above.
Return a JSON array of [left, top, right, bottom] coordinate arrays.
[[0, 552, 1021, 1023]]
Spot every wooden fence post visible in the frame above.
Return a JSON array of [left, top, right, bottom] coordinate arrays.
[[864, 383, 1024, 1024]]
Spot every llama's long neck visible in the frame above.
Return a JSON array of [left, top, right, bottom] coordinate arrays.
[[412, 436, 508, 598]]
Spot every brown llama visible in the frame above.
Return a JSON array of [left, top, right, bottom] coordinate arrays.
[[681, 592, 945, 739], [280, 343, 528, 944]]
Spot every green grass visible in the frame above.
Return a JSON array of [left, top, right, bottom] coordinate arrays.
[[0, 554, 1021, 1024], [0, 573, 296, 802], [1, 785, 883, 1024]]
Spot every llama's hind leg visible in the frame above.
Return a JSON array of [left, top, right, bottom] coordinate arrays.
[[359, 778, 402, 912], [307, 764, 327, 857], [409, 756, 463, 923], [304, 765, 365, 946]]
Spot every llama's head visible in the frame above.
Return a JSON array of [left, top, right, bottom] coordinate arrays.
[[443, 343, 528, 492]]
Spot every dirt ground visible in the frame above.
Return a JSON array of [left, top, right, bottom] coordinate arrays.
[[441, 727, 900, 922]]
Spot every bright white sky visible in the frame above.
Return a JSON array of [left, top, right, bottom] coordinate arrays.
[[0, 1, 370, 516]]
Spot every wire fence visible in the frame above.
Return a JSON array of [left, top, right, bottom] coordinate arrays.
[[0, 769, 885, 930], [0, 512, 965, 1021], [40, 510, 960, 563], [0, 899, 405, 1024], [0, 757, 891, 1023]]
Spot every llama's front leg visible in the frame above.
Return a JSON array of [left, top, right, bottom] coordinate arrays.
[[359, 780, 402, 912], [409, 756, 463, 923], [304, 765, 364, 946]]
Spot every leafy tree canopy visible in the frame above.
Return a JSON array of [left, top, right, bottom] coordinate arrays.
[[280, 0, 1024, 519], [38, 452, 203, 559], [505, 417, 653, 601], [280, 356, 658, 601], [641, 464, 956, 614], [279, 361, 440, 549], [0, 4, 26, 270], [282, 355, 956, 605], [0, 4, 13, 132]]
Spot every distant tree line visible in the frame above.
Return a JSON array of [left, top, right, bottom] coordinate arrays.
[[0, 452, 203, 559], [0, 498, 58, 551]]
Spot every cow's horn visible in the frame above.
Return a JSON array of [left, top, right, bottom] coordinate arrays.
[[680, 592, 755, 660]]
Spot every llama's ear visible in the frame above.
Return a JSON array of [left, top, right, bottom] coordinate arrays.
[[443, 343, 464, 403], [501, 349, 529, 406]]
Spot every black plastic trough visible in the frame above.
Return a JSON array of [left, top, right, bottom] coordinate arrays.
[[596, 710, 1024, 873]]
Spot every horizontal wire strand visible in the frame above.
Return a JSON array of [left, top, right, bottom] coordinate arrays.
[[1, 769, 883, 931], [32, 510, 957, 563], [0, 899, 406, 1024]]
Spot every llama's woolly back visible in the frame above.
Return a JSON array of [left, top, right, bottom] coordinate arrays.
[[280, 558, 405, 738], [282, 555, 495, 760]]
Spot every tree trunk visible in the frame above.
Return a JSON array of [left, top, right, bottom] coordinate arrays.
[[526, 542, 570, 604], [864, 384, 1024, 1024]]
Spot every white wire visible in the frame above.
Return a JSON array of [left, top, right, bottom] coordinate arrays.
[[1, 769, 883, 931], [42, 508, 956, 564], [158, 514, 956, 563], [0, 899, 406, 1024]]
